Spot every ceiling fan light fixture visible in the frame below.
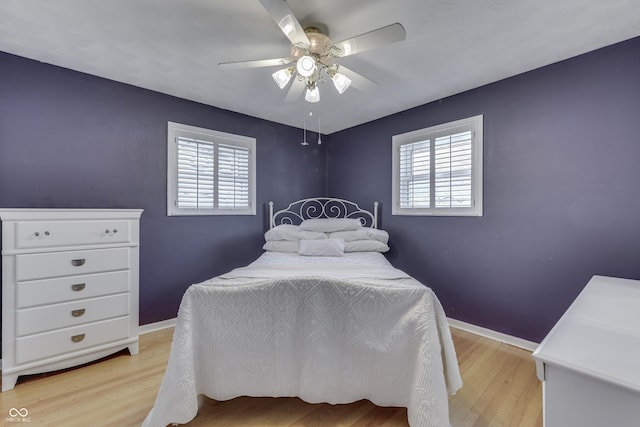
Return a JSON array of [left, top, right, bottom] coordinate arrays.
[[272, 68, 293, 89], [296, 55, 316, 77], [331, 72, 352, 94], [305, 85, 320, 103], [222, 3, 405, 107]]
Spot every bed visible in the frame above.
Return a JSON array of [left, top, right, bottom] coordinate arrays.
[[143, 198, 462, 427]]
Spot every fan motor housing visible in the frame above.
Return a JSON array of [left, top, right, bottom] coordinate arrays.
[[291, 27, 334, 65]]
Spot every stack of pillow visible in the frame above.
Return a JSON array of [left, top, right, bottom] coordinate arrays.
[[263, 218, 389, 256]]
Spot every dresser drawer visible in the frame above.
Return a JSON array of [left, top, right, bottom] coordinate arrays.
[[17, 294, 130, 336], [15, 317, 131, 365], [15, 220, 131, 249], [16, 247, 130, 281], [17, 270, 130, 308]]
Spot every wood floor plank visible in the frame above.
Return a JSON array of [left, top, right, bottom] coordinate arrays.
[[0, 326, 541, 426]]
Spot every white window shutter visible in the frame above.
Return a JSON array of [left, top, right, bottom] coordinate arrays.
[[399, 140, 430, 208], [167, 122, 256, 216], [176, 137, 215, 209], [434, 131, 473, 208], [392, 115, 483, 216], [218, 143, 250, 209]]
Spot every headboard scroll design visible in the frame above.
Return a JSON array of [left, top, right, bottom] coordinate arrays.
[[269, 198, 378, 229]]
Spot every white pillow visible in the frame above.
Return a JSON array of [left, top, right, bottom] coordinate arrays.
[[328, 229, 369, 242], [265, 224, 327, 241], [344, 240, 389, 253], [365, 228, 389, 244], [329, 228, 390, 244], [263, 241, 298, 253], [298, 238, 345, 257], [299, 218, 362, 233]]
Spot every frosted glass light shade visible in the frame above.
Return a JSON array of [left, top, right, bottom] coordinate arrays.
[[331, 72, 351, 94], [272, 68, 292, 89], [296, 55, 316, 77], [305, 86, 320, 103]]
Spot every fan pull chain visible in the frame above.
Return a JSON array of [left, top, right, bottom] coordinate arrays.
[[301, 120, 309, 145]]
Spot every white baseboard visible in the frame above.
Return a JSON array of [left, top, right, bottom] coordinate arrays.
[[447, 317, 539, 352], [139, 318, 177, 335], [136, 317, 538, 352]]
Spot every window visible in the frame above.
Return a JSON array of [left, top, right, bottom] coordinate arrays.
[[167, 122, 256, 216], [392, 115, 483, 216]]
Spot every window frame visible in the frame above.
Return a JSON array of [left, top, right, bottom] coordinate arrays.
[[392, 115, 483, 217], [167, 121, 256, 216]]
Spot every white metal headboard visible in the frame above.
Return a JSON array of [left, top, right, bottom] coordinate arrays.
[[269, 198, 378, 229]]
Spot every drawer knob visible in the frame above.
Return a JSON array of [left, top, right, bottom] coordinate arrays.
[[104, 228, 119, 235], [71, 258, 86, 267], [71, 309, 86, 317], [71, 283, 86, 292], [71, 334, 85, 343]]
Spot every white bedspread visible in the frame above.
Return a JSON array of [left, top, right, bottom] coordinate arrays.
[[143, 252, 462, 427]]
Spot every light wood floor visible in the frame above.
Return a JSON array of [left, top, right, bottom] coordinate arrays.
[[0, 327, 542, 427]]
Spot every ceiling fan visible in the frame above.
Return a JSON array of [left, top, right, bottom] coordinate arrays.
[[219, 0, 406, 103]]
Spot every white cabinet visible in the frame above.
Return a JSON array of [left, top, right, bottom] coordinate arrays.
[[1, 209, 142, 391], [532, 275, 640, 426]]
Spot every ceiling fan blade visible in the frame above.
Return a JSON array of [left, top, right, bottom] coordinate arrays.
[[285, 77, 305, 102], [336, 65, 377, 93], [258, 0, 310, 46], [333, 23, 406, 57], [218, 57, 292, 70]]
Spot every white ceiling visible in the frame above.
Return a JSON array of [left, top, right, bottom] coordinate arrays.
[[2, 0, 639, 134]]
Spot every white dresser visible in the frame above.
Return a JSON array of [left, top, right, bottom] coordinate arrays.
[[532, 275, 640, 426], [1, 209, 142, 391]]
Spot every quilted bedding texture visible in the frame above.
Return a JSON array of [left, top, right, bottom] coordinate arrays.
[[143, 254, 462, 427]]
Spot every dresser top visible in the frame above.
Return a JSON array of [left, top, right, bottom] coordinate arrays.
[[533, 275, 640, 392], [0, 209, 143, 221]]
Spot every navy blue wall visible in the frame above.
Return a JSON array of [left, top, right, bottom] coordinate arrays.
[[3, 36, 640, 342], [327, 37, 640, 342], [0, 52, 326, 325]]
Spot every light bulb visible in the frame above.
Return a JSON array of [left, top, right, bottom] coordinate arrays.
[[305, 86, 320, 103], [296, 55, 316, 77], [332, 72, 351, 94], [272, 68, 292, 89]]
